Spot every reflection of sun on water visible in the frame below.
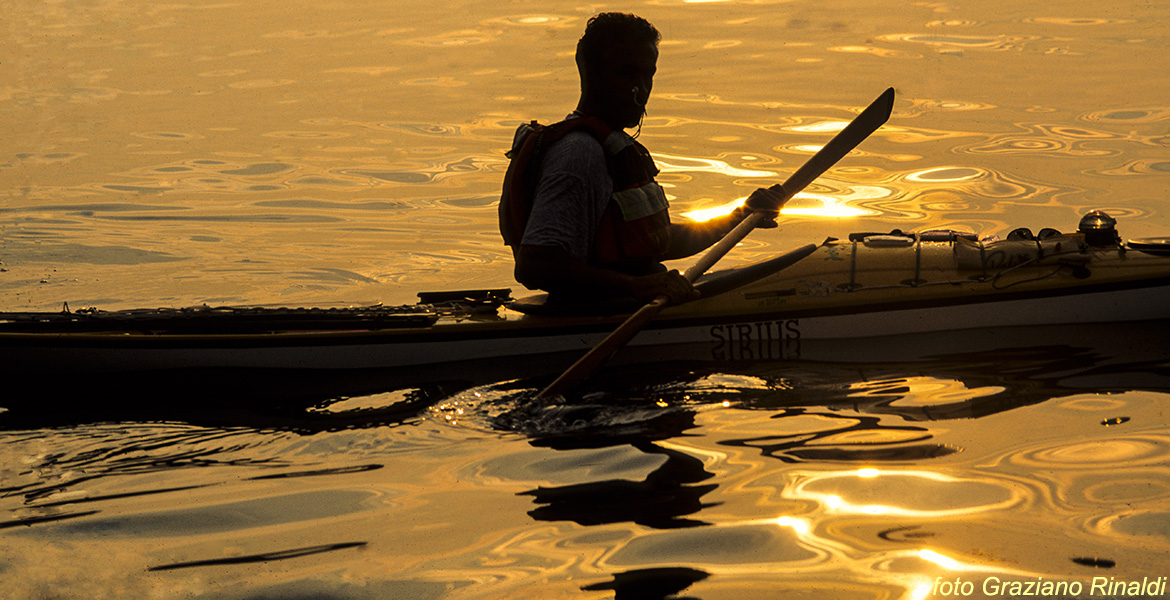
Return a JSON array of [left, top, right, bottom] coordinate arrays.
[[765, 467, 1042, 600], [773, 515, 811, 535], [906, 166, 986, 183], [654, 152, 776, 178], [683, 190, 881, 221], [850, 376, 1007, 407], [789, 468, 1019, 517], [655, 148, 886, 220], [791, 121, 851, 133], [918, 549, 967, 571]]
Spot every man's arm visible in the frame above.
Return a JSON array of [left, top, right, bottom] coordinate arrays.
[[660, 186, 788, 260], [515, 244, 698, 303]]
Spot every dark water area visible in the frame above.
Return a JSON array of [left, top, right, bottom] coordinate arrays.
[[3, 325, 1170, 599]]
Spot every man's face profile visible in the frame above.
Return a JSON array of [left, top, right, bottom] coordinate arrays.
[[587, 40, 658, 129]]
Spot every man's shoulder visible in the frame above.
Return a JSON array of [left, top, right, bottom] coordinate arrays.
[[552, 127, 605, 149], [543, 128, 607, 169]]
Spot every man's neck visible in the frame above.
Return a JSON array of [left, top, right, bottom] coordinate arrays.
[[574, 99, 625, 131]]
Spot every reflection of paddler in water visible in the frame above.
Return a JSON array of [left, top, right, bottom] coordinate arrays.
[[500, 12, 788, 308], [521, 437, 718, 529]]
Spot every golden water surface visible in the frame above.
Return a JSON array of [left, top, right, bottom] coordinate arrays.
[[3, 0, 1167, 309], [2, 1, 1169, 599]]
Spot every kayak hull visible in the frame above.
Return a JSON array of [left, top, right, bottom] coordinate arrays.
[[4, 278, 1166, 369], [3, 228, 1169, 391]]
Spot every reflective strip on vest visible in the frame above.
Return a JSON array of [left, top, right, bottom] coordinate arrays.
[[602, 130, 635, 156], [610, 182, 669, 222]]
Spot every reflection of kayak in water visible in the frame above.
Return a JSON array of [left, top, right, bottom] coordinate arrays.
[[1, 212, 1168, 389]]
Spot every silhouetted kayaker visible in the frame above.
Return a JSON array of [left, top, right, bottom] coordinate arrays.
[[500, 12, 787, 307]]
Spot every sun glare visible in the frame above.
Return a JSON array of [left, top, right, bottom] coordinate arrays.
[[682, 192, 873, 221], [774, 516, 811, 535], [911, 582, 935, 600], [792, 121, 851, 133], [918, 549, 965, 570]]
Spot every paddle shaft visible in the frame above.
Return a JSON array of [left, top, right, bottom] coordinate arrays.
[[537, 88, 895, 399]]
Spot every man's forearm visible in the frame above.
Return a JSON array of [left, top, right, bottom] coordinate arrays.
[[660, 213, 743, 260]]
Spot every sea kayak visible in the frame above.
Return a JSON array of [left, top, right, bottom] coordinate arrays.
[[2, 212, 1168, 391]]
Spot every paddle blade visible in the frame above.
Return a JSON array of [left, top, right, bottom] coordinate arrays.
[[781, 87, 894, 196]]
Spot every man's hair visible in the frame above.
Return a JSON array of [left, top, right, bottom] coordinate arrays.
[[575, 13, 660, 75]]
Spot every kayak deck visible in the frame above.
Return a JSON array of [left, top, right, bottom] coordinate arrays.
[[2, 225, 1169, 379]]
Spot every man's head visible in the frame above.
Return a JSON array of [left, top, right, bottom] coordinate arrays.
[[575, 13, 661, 130]]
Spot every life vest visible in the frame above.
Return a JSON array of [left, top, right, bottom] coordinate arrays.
[[498, 116, 672, 275]]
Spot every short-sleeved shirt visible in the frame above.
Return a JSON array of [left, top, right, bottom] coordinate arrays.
[[519, 128, 615, 263]]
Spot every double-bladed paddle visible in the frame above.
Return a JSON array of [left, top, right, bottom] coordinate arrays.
[[537, 87, 896, 399]]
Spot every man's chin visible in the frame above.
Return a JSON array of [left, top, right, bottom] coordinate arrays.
[[597, 107, 644, 130]]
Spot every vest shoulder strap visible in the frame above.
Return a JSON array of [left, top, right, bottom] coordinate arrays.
[[498, 116, 612, 247]]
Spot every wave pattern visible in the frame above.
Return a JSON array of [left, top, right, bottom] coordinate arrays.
[[4, 0, 1167, 308]]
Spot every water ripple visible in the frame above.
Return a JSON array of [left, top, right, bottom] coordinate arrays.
[[227, 79, 295, 89], [828, 45, 923, 59], [788, 469, 1020, 516], [218, 162, 297, 176], [485, 15, 574, 27], [131, 131, 203, 141], [962, 123, 1125, 157], [262, 28, 376, 40], [263, 130, 351, 139], [1009, 435, 1170, 469], [880, 32, 1036, 50], [1081, 106, 1170, 123], [926, 19, 982, 27], [1093, 158, 1170, 177], [1023, 17, 1136, 26], [402, 30, 495, 47], [375, 123, 464, 136], [253, 199, 408, 211], [1098, 511, 1170, 547]]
